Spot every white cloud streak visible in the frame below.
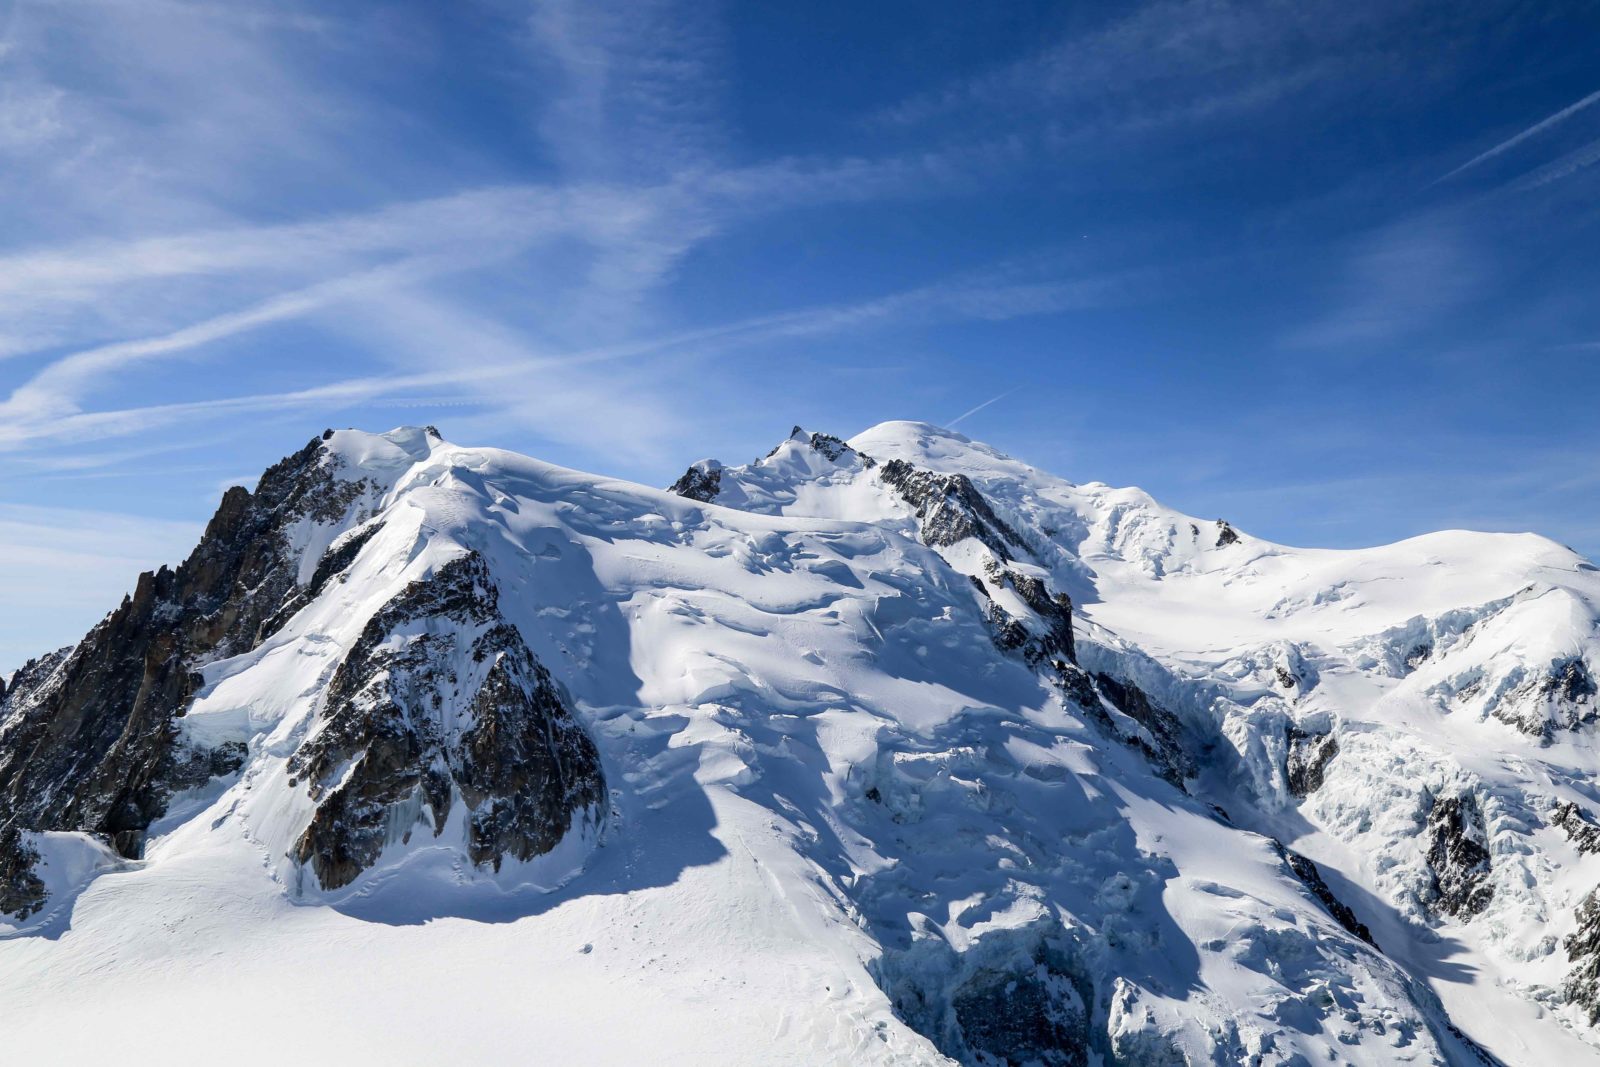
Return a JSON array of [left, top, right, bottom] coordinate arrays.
[[1504, 135, 1600, 193], [0, 262, 1126, 454], [1437, 86, 1600, 183], [948, 388, 1019, 428]]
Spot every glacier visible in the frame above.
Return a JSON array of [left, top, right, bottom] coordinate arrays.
[[3, 421, 1599, 1065]]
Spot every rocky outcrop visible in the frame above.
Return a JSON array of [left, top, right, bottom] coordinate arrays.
[[949, 947, 1088, 1067], [0, 434, 377, 911], [1286, 725, 1339, 798], [1214, 520, 1240, 547], [1423, 792, 1494, 919], [0, 826, 46, 920], [802, 429, 870, 466], [668, 461, 722, 503], [290, 552, 605, 891], [879, 458, 1026, 560], [973, 559, 1076, 667], [1566, 888, 1600, 1025], [1489, 656, 1598, 740], [1275, 841, 1375, 945], [1091, 673, 1195, 786], [1554, 801, 1600, 855], [966, 562, 1190, 788], [762, 427, 874, 467], [880, 921, 1091, 1067], [0, 647, 73, 725]]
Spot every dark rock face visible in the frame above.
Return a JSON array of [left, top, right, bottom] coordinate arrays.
[[804, 430, 871, 466], [0, 647, 73, 727], [974, 560, 1076, 666], [880, 458, 1026, 560], [881, 926, 1090, 1067], [949, 949, 1089, 1067], [1493, 656, 1599, 739], [0, 825, 46, 920], [1091, 673, 1196, 786], [973, 561, 1195, 789], [763, 427, 874, 467], [1566, 888, 1600, 1025], [1275, 841, 1376, 945], [1423, 792, 1494, 919], [0, 436, 376, 910], [1551, 657, 1599, 706], [668, 462, 722, 503], [966, 563, 1189, 789], [290, 552, 605, 891], [1539, 658, 1599, 735], [1286, 726, 1339, 798], [1214, 520, 1240, 547], [1553, 801, 1600, 855], [1051, 662, 1103, 711]]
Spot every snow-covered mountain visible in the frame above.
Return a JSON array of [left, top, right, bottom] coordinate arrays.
[[4, 422, 1599, 1065]]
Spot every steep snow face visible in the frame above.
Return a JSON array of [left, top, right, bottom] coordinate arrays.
[[682, 419, 1600, 1061], [2, 423, 1598, 1064]]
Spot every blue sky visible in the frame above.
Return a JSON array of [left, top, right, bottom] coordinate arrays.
[[3, 0, 1600, 670]]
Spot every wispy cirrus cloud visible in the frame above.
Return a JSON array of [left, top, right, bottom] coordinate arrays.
[[0, 252, 1133, 458], [1504, 136, 1600, 193], [1286, 216, 1489, 349], [870, 0, 1454, 137]]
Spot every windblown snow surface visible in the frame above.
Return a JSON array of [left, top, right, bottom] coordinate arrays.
[[4, 422, 1600, 1065]]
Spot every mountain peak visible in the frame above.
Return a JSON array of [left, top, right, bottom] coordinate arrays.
[[319, 425, 445, 475], [5, 423, 1600, 1064]]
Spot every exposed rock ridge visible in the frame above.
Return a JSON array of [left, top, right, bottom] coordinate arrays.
[[0, 435, 377, 907], [1494, 656, 1599, 739], [802, 429, 873, 466], [0, 826, 46, 920], [0, 647, 73, 727], [1424, 791, 1494, 919], [668, 461, 722, 503], [879, 457, 1027, 560], [972, 559, 1076, 668], [1554, 800, 1600, 855], [1274, 840, 1376, 945], [1286, 725, 1339, 798], [964, 557, 1191, 787], [1567, 888, 1600, 1026], [290, 551, 605, 891], [1089, 672, 1196, 786]]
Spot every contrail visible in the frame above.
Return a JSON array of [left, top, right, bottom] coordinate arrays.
[[948, 388, 1017, 428], [1436, 86, 1600, 184]]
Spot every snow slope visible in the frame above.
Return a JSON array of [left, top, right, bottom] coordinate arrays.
[[3, 423, 1599, 1065]]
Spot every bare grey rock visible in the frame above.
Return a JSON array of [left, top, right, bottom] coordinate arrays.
[[1286, 725, 1339, 798], [668, 461, 722, 503], [0, 435, 376, 909], [290, 552, 605, 890], [880, 458, 1026, 560], [1274, 839, 1375, 946], [1566, 887, 1600, 1025], [1423, 792, 1494, 919], [1553, 800, 1600, 855]]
